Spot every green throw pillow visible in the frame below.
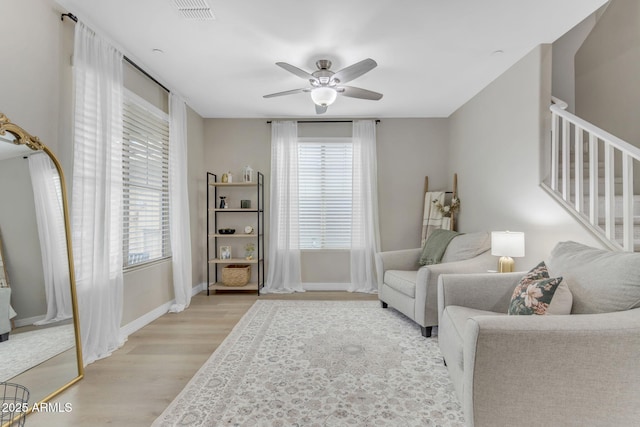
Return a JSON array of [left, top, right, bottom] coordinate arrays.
[[508, 261, 563, 315]]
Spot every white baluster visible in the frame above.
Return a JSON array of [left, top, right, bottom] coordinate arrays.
[[575, 127, 584, 212], [604, 143, 615, 240], [551, 112, 559, 191], [562, 117, 570, 201], [622, 153, 634, 251], [589, 134, 598, 226]]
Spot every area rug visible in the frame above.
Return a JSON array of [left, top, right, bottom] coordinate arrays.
[[0, 323, 75, 381], [153, 300, 464, 426]]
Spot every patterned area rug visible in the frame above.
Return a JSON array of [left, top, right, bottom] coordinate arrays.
[[0, 323, 75, 381], [153, 300, 464, 426]]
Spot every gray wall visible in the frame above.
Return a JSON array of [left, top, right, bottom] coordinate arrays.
[[552, 13, 597, 113], [575, 0, 640, 146], [0, 157, 47, 321], [4, 0, 617, 313], [448, 45, 603, 270], [203, 118, 448, 284], [2, 0, 206, 328]]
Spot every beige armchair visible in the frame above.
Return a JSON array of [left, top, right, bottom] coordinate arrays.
[[438, 241, 640, 427], [376, 232, 494, 337]]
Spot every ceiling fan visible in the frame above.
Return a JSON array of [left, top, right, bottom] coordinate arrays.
[[263, 58, 383, 114]]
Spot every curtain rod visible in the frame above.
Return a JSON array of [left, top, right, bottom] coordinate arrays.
[[266, 120, 380, 124], [61, 13, 170, 94]]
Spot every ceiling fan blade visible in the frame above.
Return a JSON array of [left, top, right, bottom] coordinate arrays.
[[332, 58, 377, 84], [338, 86, 383, 101], [315, 104, 328, 114], [276, 62, 318, 82], [263, 88, 307, 98]]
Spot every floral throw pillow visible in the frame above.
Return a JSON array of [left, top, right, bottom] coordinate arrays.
[[508, 262, 563, 315]]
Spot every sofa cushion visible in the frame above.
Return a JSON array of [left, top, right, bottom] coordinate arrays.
[[383, 270, 417, 298], [547, 241, 640, 314], [441, 231, 491, 263]]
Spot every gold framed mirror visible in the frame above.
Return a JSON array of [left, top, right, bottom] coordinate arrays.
[[0, 113, 83, 424]]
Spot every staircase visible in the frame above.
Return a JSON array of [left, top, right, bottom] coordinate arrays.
[[541, 97, 640, 252]]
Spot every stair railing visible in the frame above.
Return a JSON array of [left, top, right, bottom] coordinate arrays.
[[542, 97, 640, 251]]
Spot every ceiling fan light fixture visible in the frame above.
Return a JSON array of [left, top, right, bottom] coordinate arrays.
[[310, 87, 337, 106]]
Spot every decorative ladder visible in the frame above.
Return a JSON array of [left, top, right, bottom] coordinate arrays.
[[541, 97, 640, 252]]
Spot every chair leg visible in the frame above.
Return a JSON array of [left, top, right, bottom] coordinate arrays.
[[380, 301, 388, 308], [421, 326, 432, 337]]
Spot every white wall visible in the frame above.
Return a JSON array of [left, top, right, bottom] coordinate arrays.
[[448, 45, 603, 270]]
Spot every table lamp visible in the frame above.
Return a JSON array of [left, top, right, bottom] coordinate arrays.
[[491, 231, 525, 273]]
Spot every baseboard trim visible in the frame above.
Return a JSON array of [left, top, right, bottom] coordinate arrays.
[[14, 315, 45, 328], [119, 282, 206, 338], [302, 282, 350, 291]]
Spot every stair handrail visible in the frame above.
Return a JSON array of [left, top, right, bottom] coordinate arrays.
[[550, 97, 640, 160], [546, 97, 639, 252]]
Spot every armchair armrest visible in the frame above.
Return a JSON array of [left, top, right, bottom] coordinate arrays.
[[375, 248, 421, 287], [438, 271, 523, 321], [376, 248, 421, 270], [463, 309, 640, 426], [415, 250, 497, 325]]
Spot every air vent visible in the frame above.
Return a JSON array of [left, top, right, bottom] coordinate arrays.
[[172, 0, 215, 20]]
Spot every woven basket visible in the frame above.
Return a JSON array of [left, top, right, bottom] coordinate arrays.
[[221, 264, 251, 286]]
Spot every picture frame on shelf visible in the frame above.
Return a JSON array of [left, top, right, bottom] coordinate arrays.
[[219, 245, 232, 260]]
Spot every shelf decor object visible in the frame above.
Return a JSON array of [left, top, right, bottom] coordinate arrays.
[[243, 165, 253, 183], [221, 264, 251, 286], [206, 171, 264, 294]]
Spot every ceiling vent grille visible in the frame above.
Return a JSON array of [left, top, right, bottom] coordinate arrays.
[[172, 0, 215, 20]]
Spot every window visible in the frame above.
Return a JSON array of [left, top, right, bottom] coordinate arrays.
[[122, 90, 171, 268], [298, 138, 353, 249]]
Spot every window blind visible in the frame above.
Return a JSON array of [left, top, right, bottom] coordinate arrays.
[[298, 138, 353, 249], [122, 91, 171, 268]]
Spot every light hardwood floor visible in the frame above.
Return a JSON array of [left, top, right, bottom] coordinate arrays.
[[27, 291, 378, 426]]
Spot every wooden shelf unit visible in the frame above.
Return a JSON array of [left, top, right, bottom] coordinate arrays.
[[206, 172, 265, 295]]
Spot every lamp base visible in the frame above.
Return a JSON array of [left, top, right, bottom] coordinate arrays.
[[498, 256, 515, 273]]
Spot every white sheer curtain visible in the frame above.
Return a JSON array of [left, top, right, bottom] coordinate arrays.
[[168, 93, 193, 312], [349, 120, 380, 293], [28, 153, 73, 325], [263, 121, 303, 293], [71, 21, 125, 365]]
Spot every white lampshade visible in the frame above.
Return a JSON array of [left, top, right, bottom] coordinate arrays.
[[491, 231, 525, 257], [310, 87, 337, 106]]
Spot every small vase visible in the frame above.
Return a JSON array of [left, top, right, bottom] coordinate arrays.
[[243, 166, 253, 183]]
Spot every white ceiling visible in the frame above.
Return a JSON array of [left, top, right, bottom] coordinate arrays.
[[55, 0, 608, 119]]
